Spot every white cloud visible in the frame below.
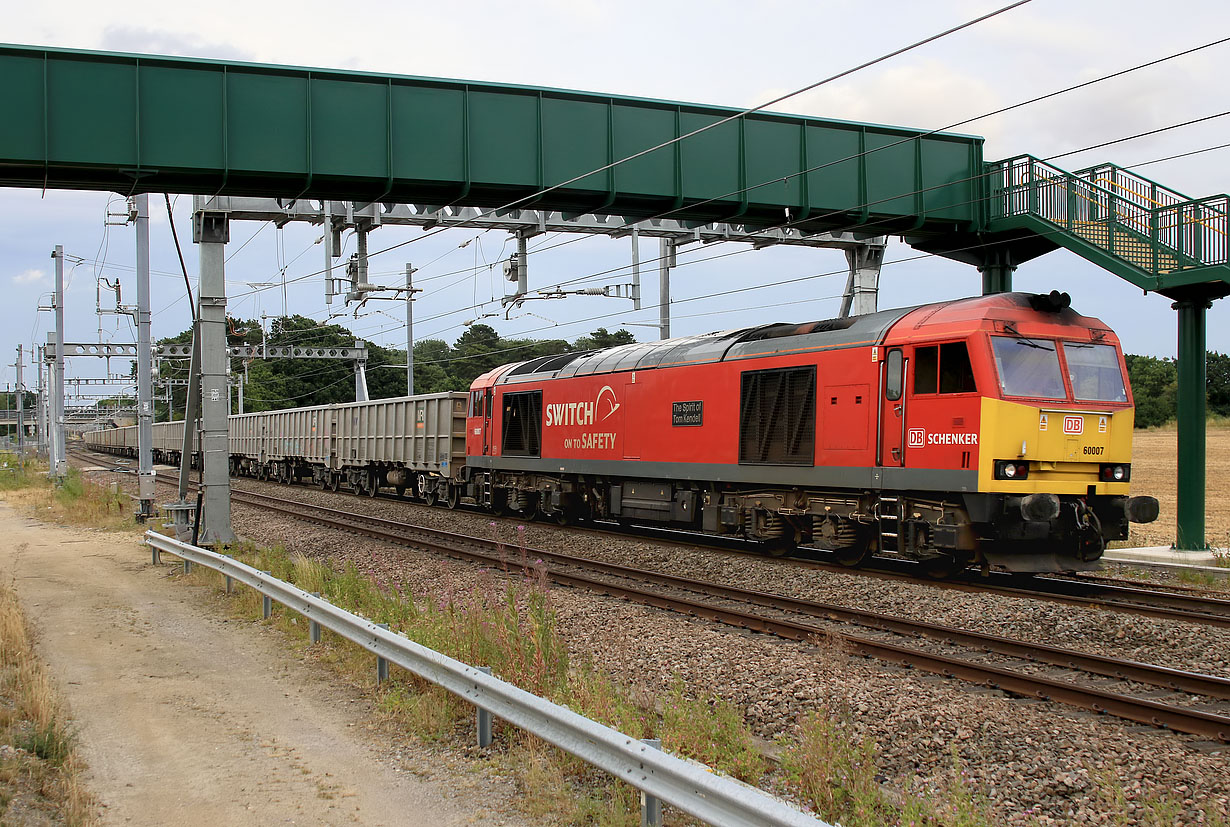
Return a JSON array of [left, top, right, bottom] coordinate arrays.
[[12, 269, 46, 286]]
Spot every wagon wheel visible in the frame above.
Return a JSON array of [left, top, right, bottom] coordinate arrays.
[[394, 484, 406, 498], [423, 487, 438, 507], [318, 473, 329, 490], [446, 484, 460, 510], [366, 471, 380, 498], [833, 543, 872, 567], [329, 473, 341, 493]]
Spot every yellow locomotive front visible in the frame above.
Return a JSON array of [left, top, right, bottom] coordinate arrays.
[[968, 294, 1158, 570]]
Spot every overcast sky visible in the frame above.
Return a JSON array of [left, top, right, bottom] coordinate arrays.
[[2, 0, 1228, 396]]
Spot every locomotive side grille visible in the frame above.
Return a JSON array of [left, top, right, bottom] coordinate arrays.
[[738, 366, 817, 465], [501, 391, 543, 457]]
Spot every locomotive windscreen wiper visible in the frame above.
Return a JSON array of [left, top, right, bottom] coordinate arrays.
[[1001, 322, 1054, 350]]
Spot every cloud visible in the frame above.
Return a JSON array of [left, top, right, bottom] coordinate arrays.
[[12, 269, 46, 286], [763, 59, 1006, 147], [99, 26, 256, 61]]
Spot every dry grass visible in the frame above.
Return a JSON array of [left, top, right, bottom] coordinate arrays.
[[1126, 423, 1230, 549], [0, 461, 136, 534], [0, 562, 96, 825]]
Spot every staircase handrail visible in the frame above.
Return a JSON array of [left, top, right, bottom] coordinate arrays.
[[988, 155, 1225, 272], [1072, 162, 1195, 211], [1075, 164, 1227, 232]]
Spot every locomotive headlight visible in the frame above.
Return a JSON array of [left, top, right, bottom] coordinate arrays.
[[995, 460, 1029, 480], [1099, 463, 1130, 482]]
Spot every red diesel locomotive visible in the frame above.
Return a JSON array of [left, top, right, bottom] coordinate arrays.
[[464, 291, 1159, 574]]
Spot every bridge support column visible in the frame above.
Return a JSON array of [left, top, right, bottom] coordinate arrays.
[[194, 210, 235, 546], [1174, 298, 1210, 550], [978, 248, 1017, 295], [658, 238, 675, 340], [840, 239, 886, 317]]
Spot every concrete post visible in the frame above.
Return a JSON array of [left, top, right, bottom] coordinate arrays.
[[193, 209, 235, 545], [134, 194, 155, 519], [36, 346, 45, 458], [14, 345, 23, 464], [406, 264, 415, 396]]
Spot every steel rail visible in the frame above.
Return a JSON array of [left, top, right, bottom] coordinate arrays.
[[212, 486, 1230, 742], [227, 485, 1230, 699], [143, 530, 828, 827], [72, 448, 1230, 628]]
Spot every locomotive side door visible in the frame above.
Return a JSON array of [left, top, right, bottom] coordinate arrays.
[[878, 348, 908, 468], [482, 388, 493, 455]]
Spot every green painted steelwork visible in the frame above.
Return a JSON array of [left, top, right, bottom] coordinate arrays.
[[1175, 299, 1211, 550], [0, 44, 983, 237]]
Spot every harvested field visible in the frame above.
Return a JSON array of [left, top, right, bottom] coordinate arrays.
[[1128, 422, 1230, 549]]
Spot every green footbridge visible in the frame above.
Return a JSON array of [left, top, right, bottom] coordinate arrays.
[[1, 44, 1225, 548]]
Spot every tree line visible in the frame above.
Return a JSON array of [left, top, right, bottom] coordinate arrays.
[[151, 317, 635, 419], [1125, 351, 1230, 428]]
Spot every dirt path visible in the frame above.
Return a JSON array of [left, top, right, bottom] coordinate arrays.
[[0, 502, 530, 826]]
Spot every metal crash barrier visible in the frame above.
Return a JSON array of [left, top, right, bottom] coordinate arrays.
[[144, 531, 828, 827]]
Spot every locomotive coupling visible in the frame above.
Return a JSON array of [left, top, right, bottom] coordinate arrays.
[[1018, 493, 1061, 523], [1127, 495, 1160, 523]]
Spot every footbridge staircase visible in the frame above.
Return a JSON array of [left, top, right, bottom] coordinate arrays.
[[982, 156, 1229, 299]]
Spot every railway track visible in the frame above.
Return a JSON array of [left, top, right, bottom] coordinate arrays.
[[74, 447, 1230, 628], [71, 449, 1230, 743]]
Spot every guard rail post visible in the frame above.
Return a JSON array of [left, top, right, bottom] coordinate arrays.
[[376, 624, 390, 684], [477, 666, 493, 748], [310, 593, 322, 644], [151, 543, 160, 565], [641, 739, 663, 827], [261, 572, 273, 619], [184, 557, 192, 574]]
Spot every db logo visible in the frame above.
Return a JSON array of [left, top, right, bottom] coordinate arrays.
[[907, 428, 926, 448], [1063, 415, 1084, 435]]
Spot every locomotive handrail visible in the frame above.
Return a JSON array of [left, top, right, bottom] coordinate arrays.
[[143, 531, 828, 827]]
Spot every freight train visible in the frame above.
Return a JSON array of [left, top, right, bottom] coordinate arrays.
[[85, 292, 1159, 574]]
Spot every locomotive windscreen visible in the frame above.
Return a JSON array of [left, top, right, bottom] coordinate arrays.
[[738, 366, 817, 465]]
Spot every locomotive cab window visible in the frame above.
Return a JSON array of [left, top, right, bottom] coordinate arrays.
[[885, 349, 904, 401], [470, 390, 485, 418], [914, 342, 976, 395], [1064, 342, 1128, 403], [991, 336, 1066, 400], [500, 390, 542, 457]]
